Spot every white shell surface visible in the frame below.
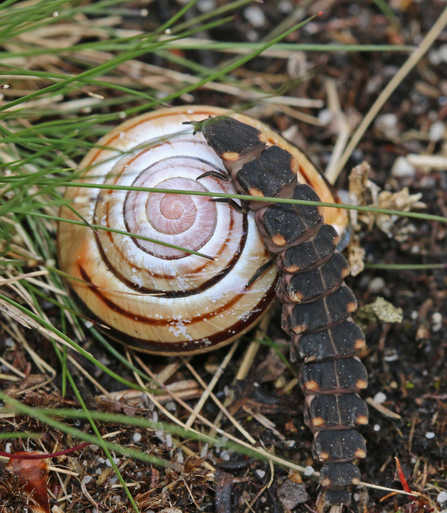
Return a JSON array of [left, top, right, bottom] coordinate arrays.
[[58, 106, 278, 354]]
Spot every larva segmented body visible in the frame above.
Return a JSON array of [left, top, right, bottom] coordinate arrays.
[[190, 116, 369, 507]]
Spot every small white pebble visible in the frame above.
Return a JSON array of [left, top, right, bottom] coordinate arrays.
[[133, 432, 142, 443], [244, 6, 266, 27], [200, 443, 209, 458], [304, 22, 319, 34], [353, 493, 360, 502], [318, 109, 333, 126], [166, 434, 172, 448], [278, 0, 293, 13], [375, 113, 398, 131], [429, 121, 445, 142], [429, 49, 441, 66], [304, 466, 314, 476], [53, 11, 59, 16], [164, 28, 171, 34], [106, 457, 120, 467], [285, 440, 296, 448], [5, 443, 12, 453], [140, 9, 148, 16], [433, 312, 443, 332], [84, 321, 93, 329], [368, 277, 385, 293], [197, 0, 216, 12], [278, 0, 293, 14], [391, 156, 416, 178], [433, 312, 442, 323], [411, 311, 418, 320], [119, 111, 127, 119], [98, 355, 111, 366], [82, 475, 93, 484], [437, 491, 447, 504], [220, 450, 231, 461], [246, 29, 259, 42], [374, 424, 381, 432], [384, 351, 399, 362], [374, 392, 387, 404], [165, 401, 177, 412], [256, 469, 266, 478], [155, 90, 169, 100], [426, 432, 436, 439], [438, 44, 447, 63]]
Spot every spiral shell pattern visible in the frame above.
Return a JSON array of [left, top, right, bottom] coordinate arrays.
[[58, 107, 280, 354], [58, 106, 348, 355]]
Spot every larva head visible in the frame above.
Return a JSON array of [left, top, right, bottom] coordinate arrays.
[[187, 110, 349, 235], [186, 115, 269, 172]]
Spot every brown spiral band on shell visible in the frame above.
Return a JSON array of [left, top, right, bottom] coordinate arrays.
[[57, 108, 282, 355]]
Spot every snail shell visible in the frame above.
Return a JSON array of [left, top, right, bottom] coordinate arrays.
[[57, 106, 348, 355]]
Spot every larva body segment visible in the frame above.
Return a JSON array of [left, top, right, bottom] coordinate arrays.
[[277, 224, 340, 273], [276, 251, 350, 304], [192, 115, 369, 507], [233, 145, 299, 210], [294, 321, 366, 364], [304, 394, 369, 431]]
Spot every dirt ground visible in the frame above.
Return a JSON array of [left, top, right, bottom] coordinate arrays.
[[1, 1, 447, 512]]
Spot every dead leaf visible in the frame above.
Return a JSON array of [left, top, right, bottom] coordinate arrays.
[[348, 234, 366, 277], [348, 162, 425, 239], [5, 452, 50, 513]]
